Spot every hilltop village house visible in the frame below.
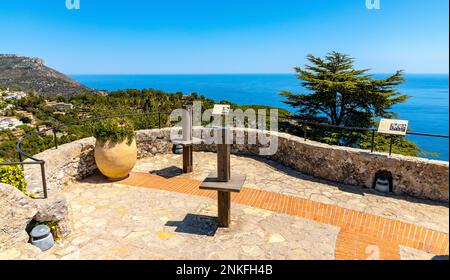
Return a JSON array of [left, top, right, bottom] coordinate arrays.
[[0, 89, 26, 101], [0, 116, 23, 131], [2, 91, 26, 101], [46, 101, 74, 110]]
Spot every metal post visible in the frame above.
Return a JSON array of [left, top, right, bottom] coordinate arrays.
[[53, 129, 58, 149], [371, 130, 375, 153], [40, 162, 48, 199], [389, 137, 394, 156], [18, 152, 23, 163], [158, 113, 161, 129], [303, 122, 307, 141]]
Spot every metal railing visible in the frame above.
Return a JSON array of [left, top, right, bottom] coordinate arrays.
[[1, 111, 448, 199], [277, 116, 449, 155], [0, 161, 48, 199], [2, 112, 171, 198]]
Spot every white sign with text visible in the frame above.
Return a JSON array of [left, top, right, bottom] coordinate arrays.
[[212, 104, 231, 116], [378, 119, 409, 136]]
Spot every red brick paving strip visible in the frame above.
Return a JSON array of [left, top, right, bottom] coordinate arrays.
[[118, 172, 449, 260]]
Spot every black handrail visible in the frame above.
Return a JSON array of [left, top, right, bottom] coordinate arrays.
[[278, 115, 449, 156], [16, 112, 171, 161], [1, 111, 448, 200], [2, 112, 171, 198], [0, 161, 48, 199], [278, 116, 450, 138], [279, 116, 375, 132]]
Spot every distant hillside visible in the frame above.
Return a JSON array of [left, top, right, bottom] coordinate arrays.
[[0, 54, 98, 98]]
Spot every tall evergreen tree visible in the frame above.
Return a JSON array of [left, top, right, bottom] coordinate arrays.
[[281, 52, 410, 147]]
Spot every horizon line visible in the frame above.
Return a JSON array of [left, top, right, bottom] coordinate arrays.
[[68, 72, 450, 76]]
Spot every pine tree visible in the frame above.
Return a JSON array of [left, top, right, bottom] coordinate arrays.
[[281, 52, 410, 148]]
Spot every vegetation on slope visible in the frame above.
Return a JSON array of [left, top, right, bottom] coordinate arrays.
[[0, 89, 290, 161], [0, 54, 98, 98]]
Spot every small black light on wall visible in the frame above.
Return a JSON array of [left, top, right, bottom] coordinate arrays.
[[172, 144, 183, 154], [373, 170, 393, 193]]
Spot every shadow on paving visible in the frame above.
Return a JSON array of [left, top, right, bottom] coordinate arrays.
[[149, 166, 183, 179], [432, 255, 449, 261], [80, 173, 129, 184], [236, 153, 449, 208], [77, 154, 447, 209], [166, 214, 218, 237]]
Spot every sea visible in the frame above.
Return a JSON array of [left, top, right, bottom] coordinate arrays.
[[71, 74, 449, 161]]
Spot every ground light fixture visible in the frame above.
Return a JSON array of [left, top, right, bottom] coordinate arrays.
[[30, 225, 54, 251]]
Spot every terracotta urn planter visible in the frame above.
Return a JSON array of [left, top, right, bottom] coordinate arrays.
[[94, 139, 137, 180]]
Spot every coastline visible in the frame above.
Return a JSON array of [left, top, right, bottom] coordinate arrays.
[[71, 73, 450, 161]]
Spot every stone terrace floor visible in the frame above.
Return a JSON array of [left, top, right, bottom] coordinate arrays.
[[3, 152, 449, 260]]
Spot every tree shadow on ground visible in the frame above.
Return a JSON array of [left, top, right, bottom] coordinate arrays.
[[80, 173, 129, 184], [78, 152, 447, 209], [432, 255, 449, 260], [149, 166, 183, 179], [165, 214, 218, 237]]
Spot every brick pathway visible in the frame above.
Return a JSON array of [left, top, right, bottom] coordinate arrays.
[[118, 172, 449, 260]]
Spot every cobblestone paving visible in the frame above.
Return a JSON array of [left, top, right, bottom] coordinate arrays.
[[115, 172, 448, 259], [2, 152, 448, 260], [135, 152, 449, 233], [12, 185, 339, 260]]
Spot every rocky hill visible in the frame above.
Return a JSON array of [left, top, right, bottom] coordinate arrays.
[[0, 54, 98, 98]]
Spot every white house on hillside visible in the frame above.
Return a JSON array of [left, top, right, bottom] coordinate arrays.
[[0, 117, 24, 131], [2, 91, 27, 101]]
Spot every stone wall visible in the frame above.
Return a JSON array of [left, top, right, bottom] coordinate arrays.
[[24, 137, 97, 196], [6, 127, 446, 252], [23, 128, 449, 202], [0, 183, 70, 251], [24, 129, 175, 196], [0, 183, 36, 251], [195, 129, 449, 202]]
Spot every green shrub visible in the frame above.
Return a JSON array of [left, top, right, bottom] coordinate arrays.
[[19, 116, 32, 124], [90, 117, 135, 144], [0, 158, 28, 195]]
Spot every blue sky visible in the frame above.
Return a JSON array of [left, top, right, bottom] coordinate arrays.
[[0, 0, 448, 74]]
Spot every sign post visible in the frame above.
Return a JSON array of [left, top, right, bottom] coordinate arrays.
[[217, 127, 231, 182], [377, 119, 409, 156], [182, 105, 193, 173], [211, 104, 232, 182], [200, 104, 246, 228]]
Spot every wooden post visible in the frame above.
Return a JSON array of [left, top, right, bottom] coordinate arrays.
[[218, 191, 231, 227], [183, 145, 193, 173], [182, 105, 194, 173], [200, 124, 246, 229], [217, 128, 231, 182]]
